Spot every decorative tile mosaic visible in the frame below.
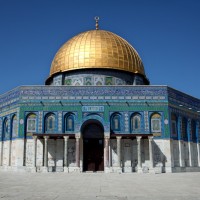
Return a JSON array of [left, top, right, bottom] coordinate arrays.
[[64, 78, 72, 85], [38, 111, 43, 133], [124, 112, 129, 132], [170, 107, 199, 121], [168, 87, 200, 110], [144, 111, 149, 131], [0, 86, 177, 103], [0, 108, 19, 117], [14, 109, 19, 138], [53, 75, 62, 86], [62, 74, 127, 86], [0, 85, 200, 141], [84, 76, 92, 85], [94, 76, 104, 85], [7, 116, 11, 140], [58, 111, 62, 132], [115, 78, 125, 85], [105, 77, 113, 85], [72, 77, 83, 86]]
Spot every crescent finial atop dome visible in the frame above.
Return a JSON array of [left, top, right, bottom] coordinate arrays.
[[95, 16, 99, 30]]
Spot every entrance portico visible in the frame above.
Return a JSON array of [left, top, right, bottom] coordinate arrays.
[[32, 132, 154, 173]]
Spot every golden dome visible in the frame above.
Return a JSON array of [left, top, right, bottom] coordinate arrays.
[[49, 30, 146, 77]]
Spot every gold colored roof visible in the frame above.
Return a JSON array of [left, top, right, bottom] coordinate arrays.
[[50, 30, 146, 77]]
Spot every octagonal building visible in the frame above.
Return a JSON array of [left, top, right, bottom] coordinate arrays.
[[0, 21, 200, 173]]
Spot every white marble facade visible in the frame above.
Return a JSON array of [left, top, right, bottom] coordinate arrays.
[[0, 138, 200, 173]]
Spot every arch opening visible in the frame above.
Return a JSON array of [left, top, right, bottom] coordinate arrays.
[[81, 120, 104, 172]]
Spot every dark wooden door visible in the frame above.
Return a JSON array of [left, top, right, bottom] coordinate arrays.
[[83, 139, 104, 171]]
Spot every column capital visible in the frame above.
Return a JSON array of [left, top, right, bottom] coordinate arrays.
[[136, 136, 142, 142], [63, 136, 69, 140], [148, 136, 154, 141], [75, 132, 81, 138], [33, 135, 37, 140], [43, 136, 49, 140], [104, 136, 110, 139], [116, 136, 122, 140], [75, 135, 80, 140]]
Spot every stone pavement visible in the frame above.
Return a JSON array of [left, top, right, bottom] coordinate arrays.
[[0, 172, 200, 200]]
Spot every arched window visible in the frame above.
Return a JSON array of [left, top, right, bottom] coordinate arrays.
[[27, 114, 37, 133], [131, 113, 141, 132], [181, 117, 187, 140], [3, 118, 9, 140], [65, 114, 74, 132], [151, 113, 161, 133], [171, 113, 177, 136], [191, 120, 196, 142], [111, 114, 120, 131], [11, 115, 18, 138], [45, 113, 56, 133]]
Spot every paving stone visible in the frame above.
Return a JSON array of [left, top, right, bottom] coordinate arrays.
[[0, 172, 200, 200]]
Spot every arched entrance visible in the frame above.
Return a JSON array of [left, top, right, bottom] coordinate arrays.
[[81, 120, 104, 172]]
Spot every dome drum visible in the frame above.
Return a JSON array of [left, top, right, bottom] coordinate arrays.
[[45, 68, 149, 86]]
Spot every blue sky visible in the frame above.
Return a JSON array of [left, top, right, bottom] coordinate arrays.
[[0, 0, 200, 98]]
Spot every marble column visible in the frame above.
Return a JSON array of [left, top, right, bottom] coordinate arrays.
[[63, 136, 69, 168], [177, 116, 184, 167], [33, 136, 37, 168], [148, 136, 154, 169], [187, 120, 193, 167], [104, 136, 110, 170], [43, 136, 49, 168], [0, 141, 3, 166], [116, 136, 122, 168], [178, 140, 184, 167], [197, 123, 200, 167], [188, 142, 193, 167], [75, 136, 80, 168], [197, 142, 200, 167], [8, 140, 11, 166], [136, 136, 142, 173]]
